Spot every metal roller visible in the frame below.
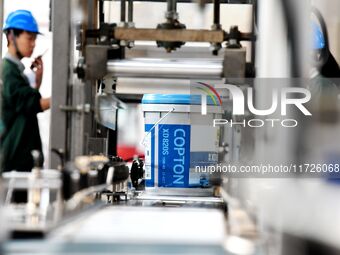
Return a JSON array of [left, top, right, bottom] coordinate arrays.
[[107, 58, 223, 79], [116, 77, 191, 94], [116, 77, 224, 94]]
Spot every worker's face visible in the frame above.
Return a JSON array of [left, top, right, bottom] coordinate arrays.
[[11, 31, 37, 58]]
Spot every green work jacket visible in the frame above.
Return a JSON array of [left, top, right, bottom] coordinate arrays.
[[1, 54, 43, 172]]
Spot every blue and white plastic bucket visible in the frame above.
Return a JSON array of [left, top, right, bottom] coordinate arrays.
[[142, 94, 222, 188]]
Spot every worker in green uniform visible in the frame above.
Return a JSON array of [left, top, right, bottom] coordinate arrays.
[[1, 10, 50, 172]]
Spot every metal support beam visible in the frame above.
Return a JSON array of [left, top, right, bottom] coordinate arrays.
[[128, 0, 133, 23], [74, 0, 110, 160], [49, 0, 71, 168], [213, 0, 220, 27], [167, 0, 177, 13], [120, 0, 126, 23]]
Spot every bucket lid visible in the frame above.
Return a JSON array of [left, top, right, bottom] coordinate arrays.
[[142, 94, 220, 106]]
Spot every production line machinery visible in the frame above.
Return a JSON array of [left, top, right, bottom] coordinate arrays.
[[1, 0, 258, 254], [47, 0, 255, 213], [2, 0, 340, 254], [49, 0, 254, 173], [63, 0, 254, 209]]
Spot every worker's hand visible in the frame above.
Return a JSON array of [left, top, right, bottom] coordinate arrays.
[[32, 57, 44, 90], [40, 97, 50, 111]]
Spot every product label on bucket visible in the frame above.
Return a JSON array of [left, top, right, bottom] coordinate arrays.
[[144, 124, 155, 187], [158, 124, 190, 187]]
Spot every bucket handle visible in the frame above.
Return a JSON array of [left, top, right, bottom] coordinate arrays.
[[141, 107, 175, 148]]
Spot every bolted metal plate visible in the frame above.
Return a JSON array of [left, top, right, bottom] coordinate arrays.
[[223, 48, 246, 79], [86, 45, 109, 80]]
